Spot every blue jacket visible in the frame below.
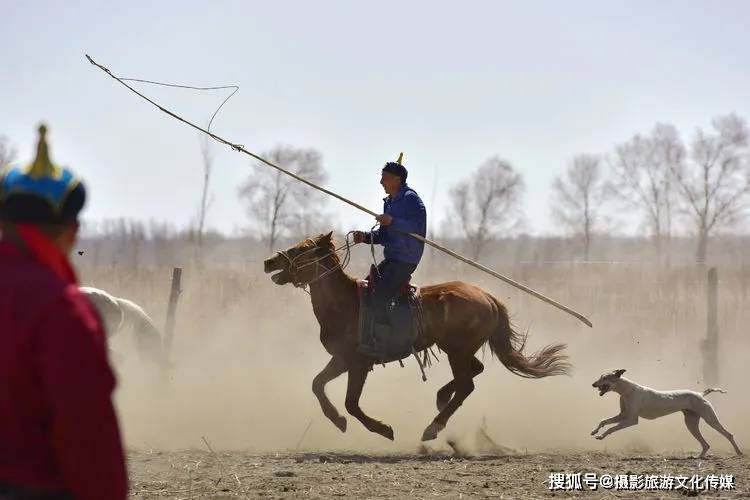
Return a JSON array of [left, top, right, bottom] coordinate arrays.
[[364, 183, 427, 264]]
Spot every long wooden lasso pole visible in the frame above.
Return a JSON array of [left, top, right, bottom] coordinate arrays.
[[85, 54, 592, 328]]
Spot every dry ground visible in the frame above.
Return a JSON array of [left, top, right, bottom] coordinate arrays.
[[127, 449, 749, 499]]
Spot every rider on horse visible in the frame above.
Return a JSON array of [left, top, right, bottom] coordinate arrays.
[[353, 155, 427, 355]]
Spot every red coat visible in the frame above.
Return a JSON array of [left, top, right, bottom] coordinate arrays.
[[0, 228, 128, 500]]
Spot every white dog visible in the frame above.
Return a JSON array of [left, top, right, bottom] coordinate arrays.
[[591, 369, 742, 457]]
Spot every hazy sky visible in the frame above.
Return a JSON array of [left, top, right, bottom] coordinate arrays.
[[3, 0, 749, 237]]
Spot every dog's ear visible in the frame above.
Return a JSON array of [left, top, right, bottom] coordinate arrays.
[[614, 369, 626, 378]]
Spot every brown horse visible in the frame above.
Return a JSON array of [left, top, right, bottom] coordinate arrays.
[[263, 232, 570, 441]]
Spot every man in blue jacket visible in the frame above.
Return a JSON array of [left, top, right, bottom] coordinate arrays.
[[354, 158, 427, 349]]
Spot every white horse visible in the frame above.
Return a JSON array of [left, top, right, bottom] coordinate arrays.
[[80, 286, 163, 364]]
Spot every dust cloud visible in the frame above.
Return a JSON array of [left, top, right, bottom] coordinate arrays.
[[79, 247, 750, 457]]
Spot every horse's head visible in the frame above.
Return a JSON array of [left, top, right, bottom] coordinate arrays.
[[263, 231, 337, 287]]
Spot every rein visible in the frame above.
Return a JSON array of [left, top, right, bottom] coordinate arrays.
[[279, 225, 383, 291], [277, 232, 358, 291]]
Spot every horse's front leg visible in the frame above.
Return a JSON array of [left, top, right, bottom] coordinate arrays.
[[344, 356, 394, 440], [312, 357, 348, 432]]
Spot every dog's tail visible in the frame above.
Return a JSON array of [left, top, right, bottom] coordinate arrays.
[[486, 296, 571, 378], [702, 388, 727, 397]]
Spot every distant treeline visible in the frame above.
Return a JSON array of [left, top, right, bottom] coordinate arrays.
[[77, 223, 750, 270]]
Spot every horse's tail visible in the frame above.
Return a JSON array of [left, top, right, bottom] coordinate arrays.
[[117, 298, 163, 363], [486, 296, 571, 379]]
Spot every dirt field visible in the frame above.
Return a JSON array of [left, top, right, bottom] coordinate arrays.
[[127, 449, 749, 499]]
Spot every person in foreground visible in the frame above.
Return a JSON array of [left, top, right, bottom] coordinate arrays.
[[0, 125, 128, 500]]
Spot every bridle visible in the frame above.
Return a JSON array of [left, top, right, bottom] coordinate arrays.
[[275, 233, 356, 290]]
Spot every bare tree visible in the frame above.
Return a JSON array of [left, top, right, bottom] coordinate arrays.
[[551, 154, 607, 261], [196, 132, 214, 250], [238, 145, 328, 250], [128, 220, 146, 269], [96, 218, 145, 267], [148, 219, 175, 267], [448, 157, 524, 260], [286, 211, 339, 239], [671, 114, 750, 263], [609, 123, 683, 263], [0, 135, 17, 168]]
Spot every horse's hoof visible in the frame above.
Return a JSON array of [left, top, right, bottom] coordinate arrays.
[[377, 424, 394, 441], [334, 416, 347, 433], [421, 422, 445, 442]]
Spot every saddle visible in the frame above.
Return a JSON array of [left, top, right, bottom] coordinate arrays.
[[356, 265, 422, 363]]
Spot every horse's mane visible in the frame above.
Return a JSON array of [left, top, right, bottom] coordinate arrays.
[[321, 234, 357, 281]]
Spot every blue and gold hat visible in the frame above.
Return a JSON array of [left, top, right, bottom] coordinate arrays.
[[0, 124, 86, 223]]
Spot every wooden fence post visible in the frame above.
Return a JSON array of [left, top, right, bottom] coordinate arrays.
[[163, 267, 182, 364], [703, 267, 719, 386]]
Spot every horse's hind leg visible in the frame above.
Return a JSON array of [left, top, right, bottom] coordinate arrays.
[[436, 357, 484, 411], [344, 357, 394, 440], [312, 357, 348, 433], [423, 354, 476, 441], [435, 381, 455, 412]]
